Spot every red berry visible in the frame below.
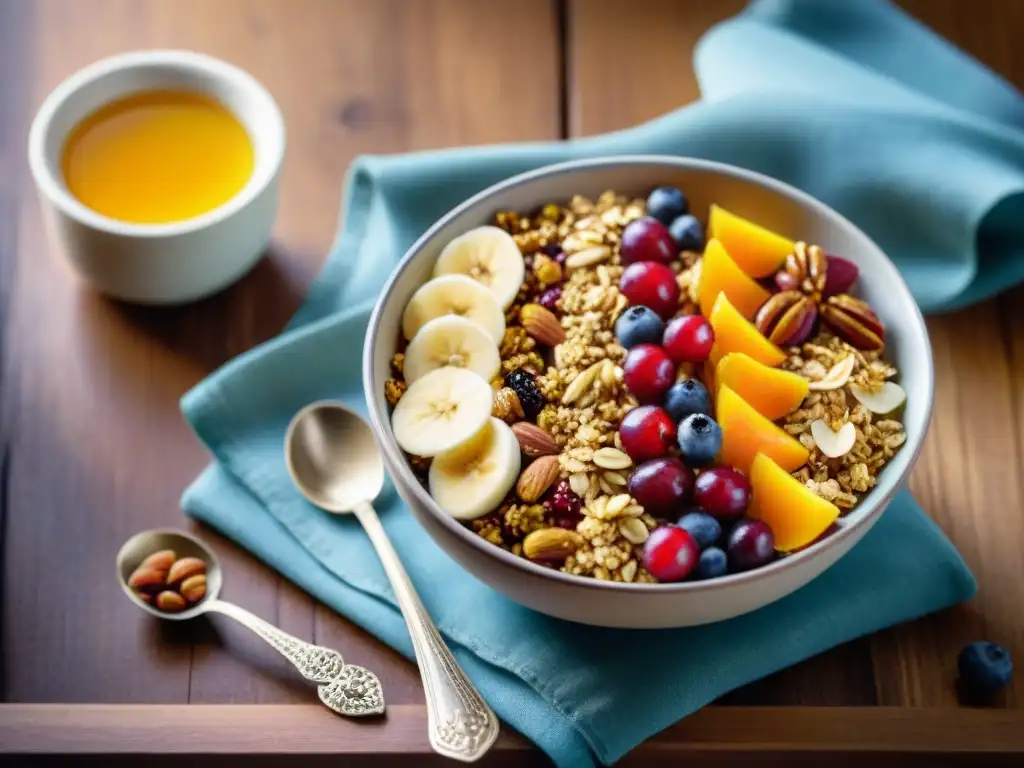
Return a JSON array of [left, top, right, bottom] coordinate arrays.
[[643, 526, 700, 582], [727, 519, 775, 571], [623, 344, 676, 403], [620, 216, 677, 265], [620, 262, 681, 320], [627, 457, 694, 517], [693, 467, 752, 520], [619, 405, 677, 463], [663, 315, 714, 364], [543, 479, 583, 519]]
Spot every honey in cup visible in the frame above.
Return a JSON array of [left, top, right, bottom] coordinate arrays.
[[61, 89, 254, 224]]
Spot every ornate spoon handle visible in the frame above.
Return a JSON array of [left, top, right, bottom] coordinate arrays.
[[205, 599, 385, 717], [355, 501, 499, 762]]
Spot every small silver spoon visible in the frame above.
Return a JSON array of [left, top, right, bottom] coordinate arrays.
[[285, 400, 499, 763], [116, 528, 385, 717]]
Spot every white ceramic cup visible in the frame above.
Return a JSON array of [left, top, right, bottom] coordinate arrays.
[[28, 50, 286, 305]]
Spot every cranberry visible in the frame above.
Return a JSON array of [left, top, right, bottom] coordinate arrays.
[[727, 519, 775, 571], [619, 405, 677, 463], [623, 344, 676, 403], [620, 216, 677, 265], [643, 526, 700, 582], [822, 255, 859, 297], [627, 457, 694, 517], [619, 261, 681, 320], [538, 286, 562, 312], [543, 479, 583, 520], [663, 315, 714, 364], [693, 467, 752, 520]]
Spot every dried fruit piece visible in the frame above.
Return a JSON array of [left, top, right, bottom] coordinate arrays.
[[708, 293, 785, 368], [850, 381, 907, 414], [505, 368, 546, 419], [810, 419, 857, 458], [822, 255, 860, 297], [807, 356, 856, 391], [520, 303, 566, 346], [754, 290, 818, 346], [707, 204, 794, 277], [820, 294, 885, 351], [748, 452, 839, 552]]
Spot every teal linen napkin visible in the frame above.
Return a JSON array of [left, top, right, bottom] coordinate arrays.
[[181, 0, 1022, 764]]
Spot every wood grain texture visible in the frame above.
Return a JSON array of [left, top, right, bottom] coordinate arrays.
[[567, 0, 1024, 712], [1, 704, 1022, 767], [0, 0, 559, 705]]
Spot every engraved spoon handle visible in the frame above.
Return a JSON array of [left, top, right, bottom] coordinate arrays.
[[354, 501, 499, 762], [204, 599, 385, 717]]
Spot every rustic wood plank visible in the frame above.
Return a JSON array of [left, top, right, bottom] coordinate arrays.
[[1, 704, 1022, 766], [567, 0, 1024, 711], [1, 0, 559, 705]]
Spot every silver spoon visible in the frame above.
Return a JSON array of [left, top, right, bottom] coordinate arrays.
[[285, 400, 499, 763], [116, 528, 385, 717]]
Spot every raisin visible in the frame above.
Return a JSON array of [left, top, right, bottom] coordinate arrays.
[[504, 368, 545, 420]]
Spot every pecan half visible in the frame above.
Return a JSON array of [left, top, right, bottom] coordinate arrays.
[[775, 242, 828, 296], [820, 294, 885, 351], [754, 290, 818, 346]]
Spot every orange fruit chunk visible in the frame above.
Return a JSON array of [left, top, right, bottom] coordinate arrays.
[[707, 293, 785, 368], [748, 452, 840, 552], [697, 238, 771, 320], [716, 385, 809, 475], [715, 352, 809, 420], [707, 204, 795, 278]]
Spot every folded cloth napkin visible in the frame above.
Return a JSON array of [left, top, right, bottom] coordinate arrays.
[[182, 0, 1022, 764]]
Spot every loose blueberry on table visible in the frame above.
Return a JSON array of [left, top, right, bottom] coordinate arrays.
[[382, 185, 906, 583]]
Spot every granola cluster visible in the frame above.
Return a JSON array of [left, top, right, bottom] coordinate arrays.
[[782, 332, 906, 508]]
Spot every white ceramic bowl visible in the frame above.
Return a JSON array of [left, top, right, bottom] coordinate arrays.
[[28, 50, 285, 305], [364, 156, 933, 629]]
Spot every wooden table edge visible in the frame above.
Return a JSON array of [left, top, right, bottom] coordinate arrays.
[[2, 704, 1022, 758]]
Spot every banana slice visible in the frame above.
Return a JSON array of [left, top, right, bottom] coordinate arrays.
[[401, 274, 505, 344], [403, 315, 500, 385], [391, 366, 494, 457], [433, 226, 526, 310], [429, 418, 522, 520]]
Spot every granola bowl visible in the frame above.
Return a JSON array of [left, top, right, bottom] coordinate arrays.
[[363, 156, 933, 629]]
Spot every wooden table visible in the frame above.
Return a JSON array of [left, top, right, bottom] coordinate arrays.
[[1, 1, 1022, 764]]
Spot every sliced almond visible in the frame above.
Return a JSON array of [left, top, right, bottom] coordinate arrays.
[[810, 419, 857, 458], [565, 245, 611, 270], [850, 381, 907, 415], [592, 447, 632, 470], [807, 356, 855, 391]]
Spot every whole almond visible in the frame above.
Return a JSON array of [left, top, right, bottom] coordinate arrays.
[[180, 574, 207, 604], [523, 528, 583, 564], [167, 557, 207, 587], [127, 567, 167, 594], [140, 549, 176, 572], [516, 455, 560, 503], [155, 590, 187, 612], [511, 422, 558, 457], [520, 303, 566, 346]]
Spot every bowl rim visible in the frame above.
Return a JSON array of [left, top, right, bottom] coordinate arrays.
[[363, 154, 935, 594], [27, 49, 286, 239]]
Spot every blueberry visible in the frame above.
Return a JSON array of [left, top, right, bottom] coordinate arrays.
[[664, 379, 712, 422], [958, 642, 1013, 697], [646, 186, 688, 226], [693, 547, 728, 580], [677, 511, 722, 549], [669, 214, 704, 251], [615, 305, 666, 350], [677, 413, 722, 466]]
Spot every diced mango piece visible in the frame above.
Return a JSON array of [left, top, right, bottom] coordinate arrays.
[[715, 352, 809, 420], [748, 452, 840, 552], [708, 293, 785, 368], [697, 238, 771, 320], [707, 205, 795, 278], [716, 385, 809, 475]]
